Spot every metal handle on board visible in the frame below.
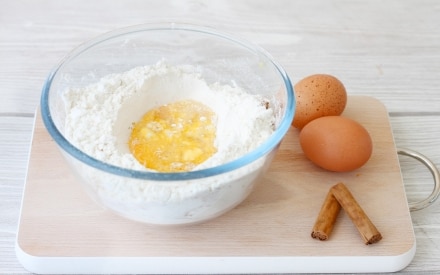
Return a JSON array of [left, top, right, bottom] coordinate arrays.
[[397, 148, 440, 211]]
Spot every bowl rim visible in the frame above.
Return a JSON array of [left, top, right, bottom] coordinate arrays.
[[40, 22, 295, 181]]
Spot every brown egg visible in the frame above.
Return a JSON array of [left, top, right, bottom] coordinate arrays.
[[299, 116, 373, 172], [293, 74, 347, 129]]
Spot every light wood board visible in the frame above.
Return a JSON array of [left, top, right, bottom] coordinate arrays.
[[16, 96, 415, 274]]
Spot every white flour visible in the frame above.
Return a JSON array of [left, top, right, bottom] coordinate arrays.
[[63, 62, 275, 171], [61, 62, 279, 224]]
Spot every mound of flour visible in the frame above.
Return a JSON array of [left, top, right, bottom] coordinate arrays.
[[62, 62, 276, 171]]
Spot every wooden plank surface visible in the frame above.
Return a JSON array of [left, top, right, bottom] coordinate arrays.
[[2, 0, 440, 273], [16, 96, 414, 272]]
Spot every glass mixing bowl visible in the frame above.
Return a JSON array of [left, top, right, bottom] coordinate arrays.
[[41, 23, 295, 225]]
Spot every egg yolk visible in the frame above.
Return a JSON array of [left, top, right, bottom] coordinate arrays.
[[128, 100, 217, 172]]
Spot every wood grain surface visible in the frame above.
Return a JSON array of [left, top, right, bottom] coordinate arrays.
[[17, 96, 414, 272], [2, 0, 440, 274]]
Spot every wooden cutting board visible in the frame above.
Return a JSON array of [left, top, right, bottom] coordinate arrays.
[[16, 96, 415, 274]]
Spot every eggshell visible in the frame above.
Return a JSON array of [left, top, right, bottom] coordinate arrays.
[[299, 116, 373, 172], [293, 74, 347, 129]]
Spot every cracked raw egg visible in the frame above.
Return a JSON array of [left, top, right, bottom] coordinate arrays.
[[128, 99, 217, 172]]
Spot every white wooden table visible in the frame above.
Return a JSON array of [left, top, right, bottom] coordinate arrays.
[[1, 0, 440, 274]]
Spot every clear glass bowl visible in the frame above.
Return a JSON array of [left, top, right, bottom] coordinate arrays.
[[41, 23, 295, 225]]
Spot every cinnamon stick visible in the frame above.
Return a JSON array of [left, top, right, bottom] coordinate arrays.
[[331, 182, 382, 245], [311, 190, 341, 241]]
